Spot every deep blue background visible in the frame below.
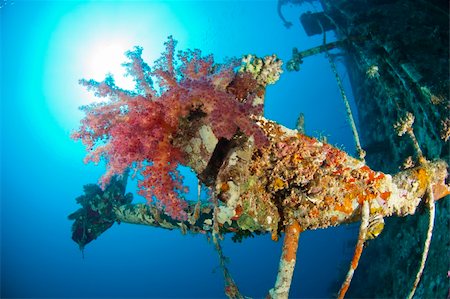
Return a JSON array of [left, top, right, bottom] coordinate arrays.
[[1, 1, 360, 297]]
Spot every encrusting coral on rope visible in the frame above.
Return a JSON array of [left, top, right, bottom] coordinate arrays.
[[70, 37, 449, 298]]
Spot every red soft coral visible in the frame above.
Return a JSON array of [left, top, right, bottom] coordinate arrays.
[[73, 36, 266, 220]]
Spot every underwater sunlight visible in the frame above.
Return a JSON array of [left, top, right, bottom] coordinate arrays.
[[2, 0, 448, 298]]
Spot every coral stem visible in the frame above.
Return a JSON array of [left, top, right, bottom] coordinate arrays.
[[338, 200, 370, 299], [326, 50, 365, 160], [212, 233, 244, 299], [407, 186, 435, 299], [269, 220, 302, 299]]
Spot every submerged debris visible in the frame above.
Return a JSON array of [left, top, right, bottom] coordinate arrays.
[[70, 23, 449, 297]]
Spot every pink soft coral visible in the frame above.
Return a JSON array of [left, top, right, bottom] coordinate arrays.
[[72, 36, 266, 220]]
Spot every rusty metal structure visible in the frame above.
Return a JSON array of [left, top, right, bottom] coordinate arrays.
[[70, 1, 449, 297], [294, 0, 449, 297]]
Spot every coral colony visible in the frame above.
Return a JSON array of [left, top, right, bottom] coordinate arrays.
[[71, 37, 449, 298]]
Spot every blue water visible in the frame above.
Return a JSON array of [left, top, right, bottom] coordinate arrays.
[[1, 1, 360, 298]]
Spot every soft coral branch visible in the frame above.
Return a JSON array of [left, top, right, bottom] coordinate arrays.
[[122, 46, 155, 97], [73, 37, 268, 220]]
